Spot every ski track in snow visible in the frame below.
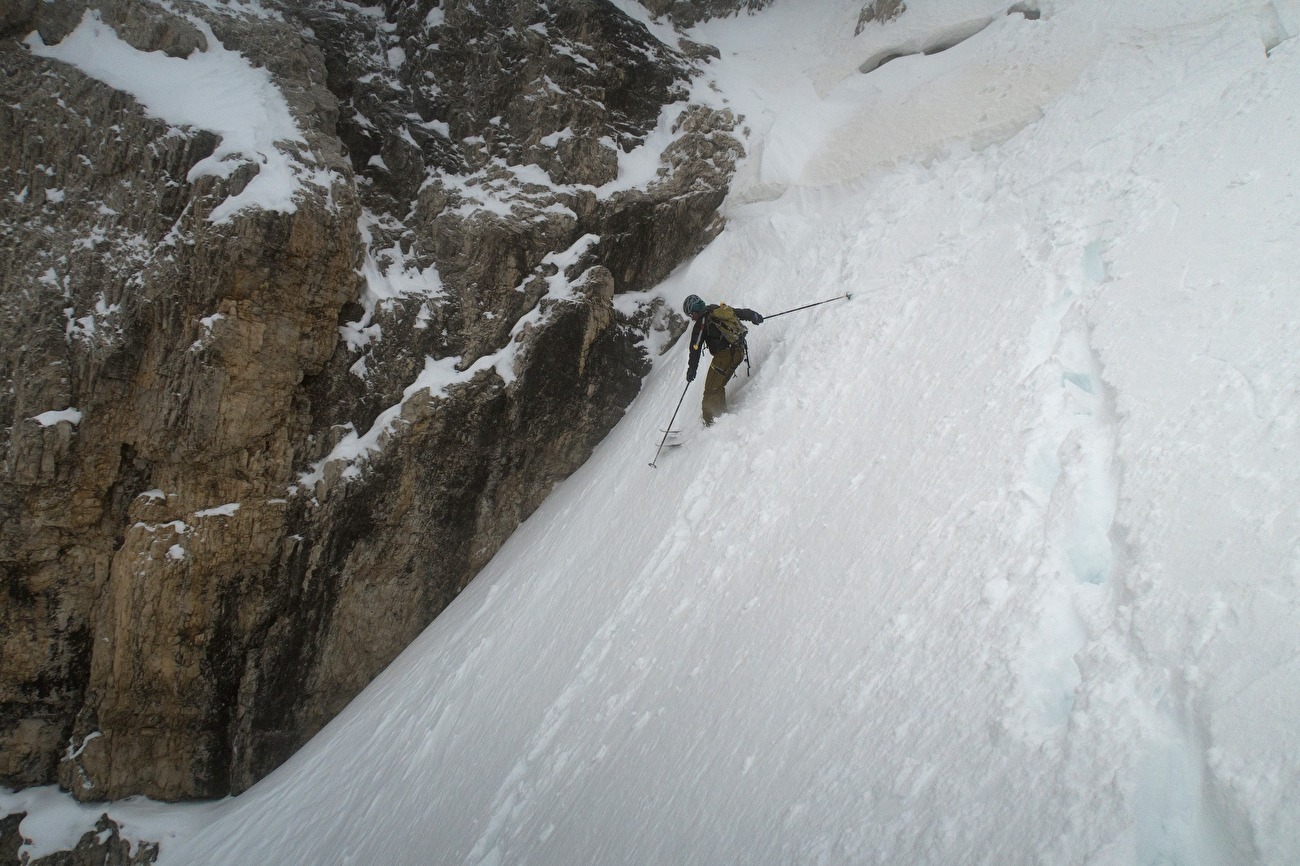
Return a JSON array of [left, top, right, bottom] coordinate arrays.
[[7, 1, 1300, 864]]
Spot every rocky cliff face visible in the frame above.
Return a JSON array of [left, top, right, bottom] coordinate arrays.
[[1, 0, 747, 801]]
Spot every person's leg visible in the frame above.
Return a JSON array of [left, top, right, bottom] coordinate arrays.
[[701, 346, 744, 425]]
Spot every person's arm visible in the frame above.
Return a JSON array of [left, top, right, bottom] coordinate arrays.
[[686, 320, 704, 380], [736, 307, 764, 324]]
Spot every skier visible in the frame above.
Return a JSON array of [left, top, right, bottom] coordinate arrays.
[[683, 294, 764, 425]]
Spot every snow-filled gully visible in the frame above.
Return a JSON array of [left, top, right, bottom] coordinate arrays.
[[6, 2, 1300, 864]]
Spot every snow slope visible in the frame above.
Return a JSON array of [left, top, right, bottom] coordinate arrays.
[[8, 0, 1300, 863]]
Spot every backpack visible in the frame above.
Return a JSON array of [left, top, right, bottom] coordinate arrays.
[[708, 303, 748, 347]]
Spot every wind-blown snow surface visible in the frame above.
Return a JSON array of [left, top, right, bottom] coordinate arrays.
[[9, 0, 1300, 863]]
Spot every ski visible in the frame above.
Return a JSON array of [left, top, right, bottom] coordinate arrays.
[[660, 430, 685, 448], [650, 430, 685, 467], [650, 383, 691, 468]]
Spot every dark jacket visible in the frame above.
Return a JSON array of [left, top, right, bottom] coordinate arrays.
[[687, 304, 762, 380]]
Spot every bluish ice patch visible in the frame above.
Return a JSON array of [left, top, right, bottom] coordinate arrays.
[[1062, 370, 1095, 394], [1081, 239, 1108, 285]]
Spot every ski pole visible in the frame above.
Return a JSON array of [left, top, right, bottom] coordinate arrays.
[[650, 382, 690, 469], [763, 292, 853, 320]]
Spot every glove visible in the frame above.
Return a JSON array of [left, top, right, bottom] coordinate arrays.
[[753, 313, 764, 324], [686, 369, 696, 382]]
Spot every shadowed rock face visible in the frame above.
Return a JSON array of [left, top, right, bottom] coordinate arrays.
[[640, 0, 775, 28], [856, 0, 906, 33], [1, 0, 744, 801]]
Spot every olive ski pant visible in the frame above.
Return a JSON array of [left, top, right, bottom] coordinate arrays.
[[702, 345, 746, 425]]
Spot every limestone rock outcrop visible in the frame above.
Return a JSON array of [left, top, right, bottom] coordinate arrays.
[[1, 0, 743, 802]]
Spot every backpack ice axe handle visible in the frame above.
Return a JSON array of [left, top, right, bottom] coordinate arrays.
[[763, 292, 852, 320], [650, 382, 691, 468]]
